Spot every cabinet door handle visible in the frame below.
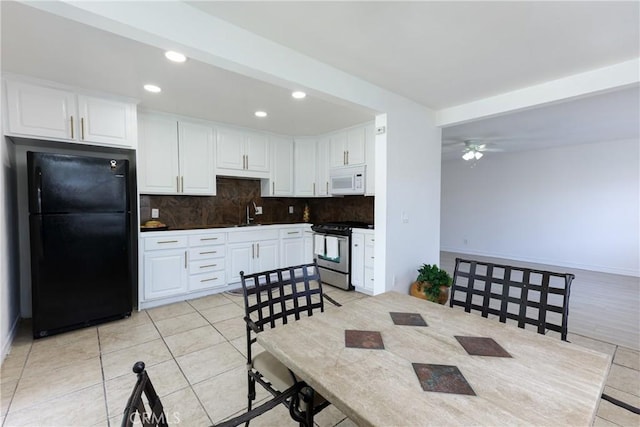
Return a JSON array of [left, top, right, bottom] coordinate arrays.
[[70, 116, 74, 139], [287, 231, 299, 235], [246, 155, 249, 169], [184, 251, 188, 268], [199, 264, 217, 269], [354, 244, 359, 247], [272, 181, 275, 195], [200, 237, 219, 241], [181, 176, 184, 192], [343, 151, 346, 165], [313, 182, 316, 196], [199, 251, 217, 255], [252, 243, 255, 259], [176, 176, 180, 192], [201, 277, 219, 282], [157, 240, 178, 244], [257, 243, 260, 258], [326, 182, 329, 194], [81, 117, 85, 140]]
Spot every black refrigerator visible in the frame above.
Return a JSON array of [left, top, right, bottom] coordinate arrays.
[[28, 152, 132, 338]]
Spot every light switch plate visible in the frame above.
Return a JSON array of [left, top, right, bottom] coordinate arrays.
[[289, 206, 294, 214], [151, 208, 159, 218]]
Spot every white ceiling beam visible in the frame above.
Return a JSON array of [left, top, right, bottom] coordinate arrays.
[[436, 58, 640, 128]]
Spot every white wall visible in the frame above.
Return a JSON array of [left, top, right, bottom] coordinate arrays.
[[441, 138, 640, 277], [1, 135, 20, 362]]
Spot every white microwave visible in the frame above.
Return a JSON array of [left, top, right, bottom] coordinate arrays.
[[330, 165, 366, 195]]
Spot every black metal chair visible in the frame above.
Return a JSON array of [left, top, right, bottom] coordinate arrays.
[[450, 257, 574, 340], [121, 361, 168, 427], [231, 261, 331, 427]]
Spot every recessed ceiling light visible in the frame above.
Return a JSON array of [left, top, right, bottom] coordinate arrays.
[[165, 51, 187, 63], [292, 91, 306, 99], [254, 111, 267, 118], [144, 84, 161, 93]]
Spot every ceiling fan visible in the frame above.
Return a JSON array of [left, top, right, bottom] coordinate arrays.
[[443, 139, 503, 161]]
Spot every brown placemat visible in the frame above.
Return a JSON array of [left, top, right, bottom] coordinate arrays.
[[389, 312, 428, 326], [412, 363, 476, 395], [455, 336, 512, 357], [345, 330, 385, 350]]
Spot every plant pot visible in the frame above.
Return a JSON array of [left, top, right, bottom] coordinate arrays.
[[409, 281, 449, 305]]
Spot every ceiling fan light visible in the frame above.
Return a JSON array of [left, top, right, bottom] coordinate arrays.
[[474, 151, 483, 160], [462, 151, 474, 161]]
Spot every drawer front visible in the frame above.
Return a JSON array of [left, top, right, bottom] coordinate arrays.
[[189, 233, 226, 247], [144, 236, 188, 251], [227, 228, 279, 243], [189, 272, 226, 291], [190, 258, 225, 274], [364, 245, 375, 267], [280, 228, 303, 239], [189, 246, 225, 260]]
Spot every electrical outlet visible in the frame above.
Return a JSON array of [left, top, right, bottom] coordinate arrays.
[[255, 206, 263, 215], [151, 208, 159, 218], [289, 206, 294, 214]]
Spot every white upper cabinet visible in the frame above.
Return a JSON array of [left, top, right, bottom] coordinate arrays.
[[246, 132, 269, 172], [262, 135, 293, 197], [4, 79, 137, 148], [138, 113, 215, 196], [138, 114, 179, 194], [294, 137, 317, 197], [76, 95, 136, 147], [316, 136, 331, 197], [329, 126, 366, 167], [216, 125, 269, 178], [178, 121, 216, 195], [5, 81, 75, 140]]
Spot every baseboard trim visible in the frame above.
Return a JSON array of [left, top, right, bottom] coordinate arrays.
[[1, 314, 20, 364]]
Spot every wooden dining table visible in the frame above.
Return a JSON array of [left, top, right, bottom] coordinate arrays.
[[256, 291, 612, 426]]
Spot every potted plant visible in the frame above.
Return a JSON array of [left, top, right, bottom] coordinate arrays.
[[409, 264, 453, 304]]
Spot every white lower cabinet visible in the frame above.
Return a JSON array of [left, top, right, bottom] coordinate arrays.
[[140, 231, 226, 308], [351, 233, 365, 288], [280, 228, 305, 267], [187, 233, 226, 291], [140, 225, 312, 309], [143, 236, 189, 301], [226, 228, 280, 283], [351, 229, 375, 294], [303, 230, 314, 263]]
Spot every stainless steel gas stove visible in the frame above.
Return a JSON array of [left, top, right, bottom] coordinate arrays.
[[311, 221, 372, 290]]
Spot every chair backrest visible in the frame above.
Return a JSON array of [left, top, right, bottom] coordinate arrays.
[[241, 261, 324, 330], [450, 258, 574, 341], [121, 361, 168, 427], [240, 262, 324, 359]]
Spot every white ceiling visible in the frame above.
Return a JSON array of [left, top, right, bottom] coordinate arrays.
[[442, 86, 640, 160], [0, 1, 375, 136], [1, 1, 639, 156], [189, 1, 639, 109]]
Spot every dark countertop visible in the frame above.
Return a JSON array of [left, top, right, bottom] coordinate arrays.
[[141, 222, 310, 232]]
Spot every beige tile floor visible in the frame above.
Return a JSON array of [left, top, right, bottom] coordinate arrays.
[[0, 287, 638, 427]]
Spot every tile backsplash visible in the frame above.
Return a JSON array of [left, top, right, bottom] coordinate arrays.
[[140, 177, 374, 229]]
